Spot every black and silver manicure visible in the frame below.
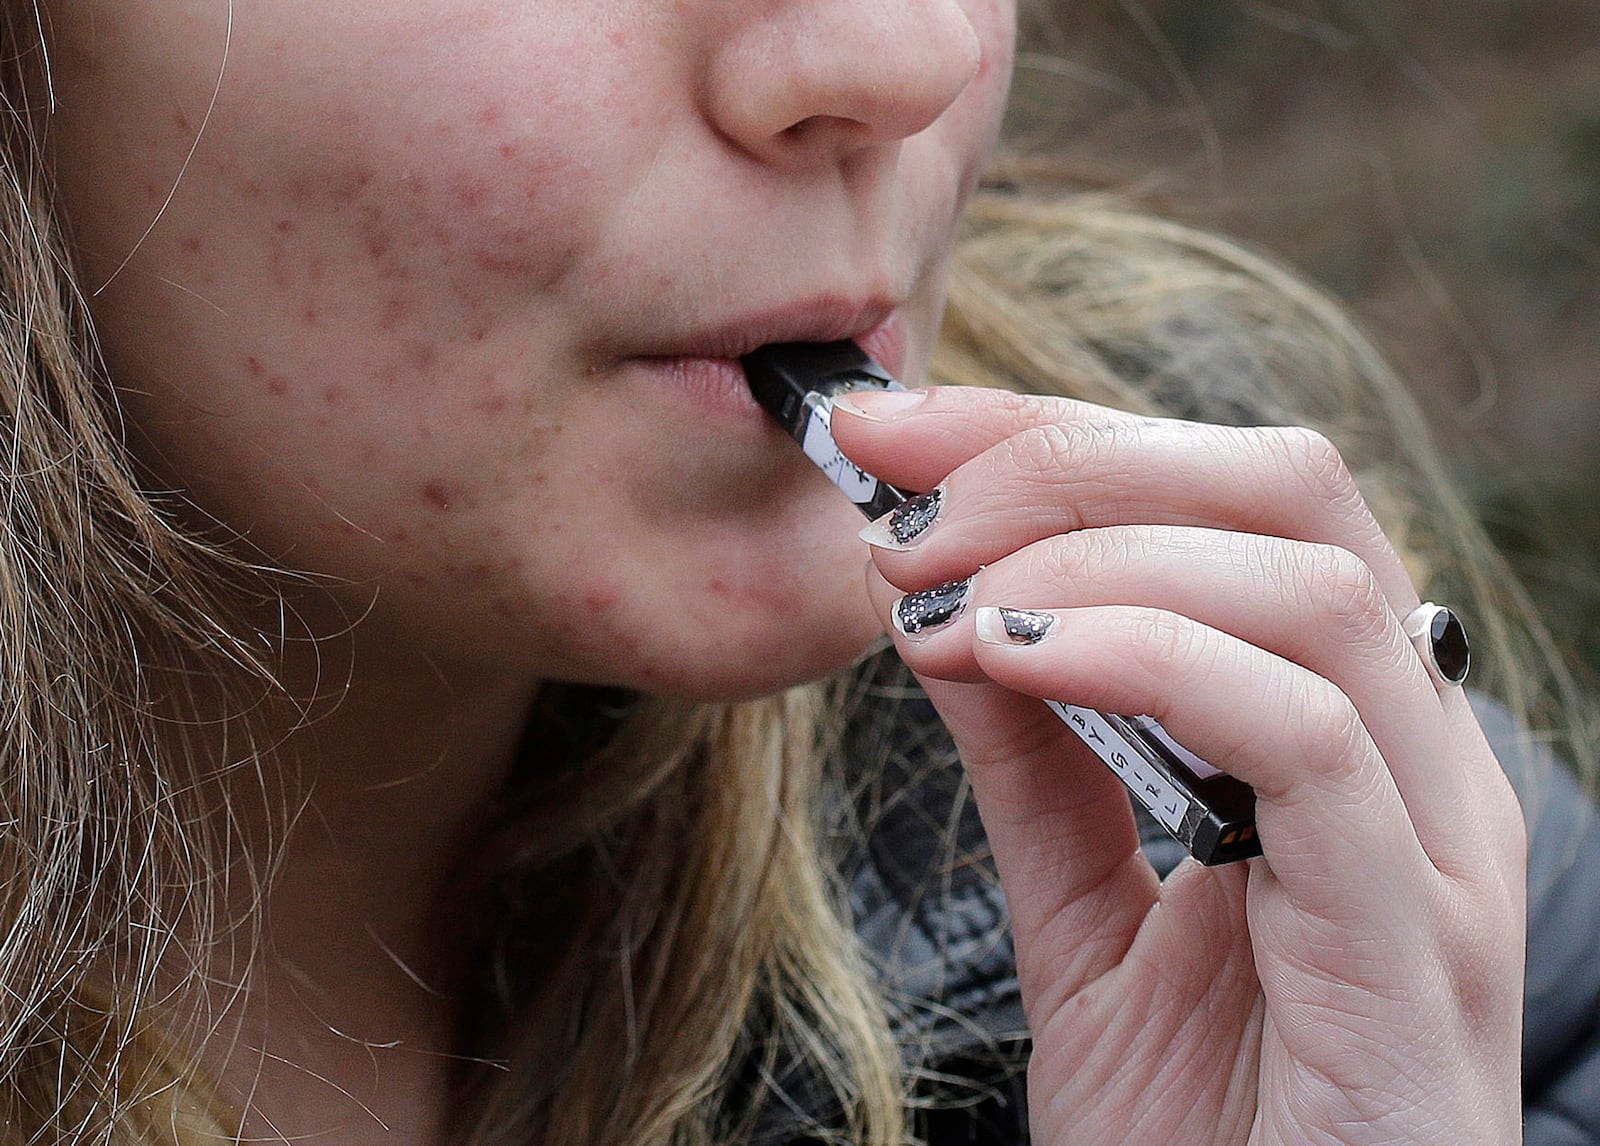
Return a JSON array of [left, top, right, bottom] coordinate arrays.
[[895, 577, 972, 636], [997, 607, 1055, 644], [742, 340, 1261, 866], [885, 487, 943, 546]]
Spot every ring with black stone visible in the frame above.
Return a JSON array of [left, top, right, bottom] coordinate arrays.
[[1402, 602, 1470, 689]]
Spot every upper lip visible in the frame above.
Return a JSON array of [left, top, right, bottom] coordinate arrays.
[[629, 296, 897, 361]]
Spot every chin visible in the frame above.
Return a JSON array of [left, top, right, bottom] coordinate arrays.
[[616, 595, 888, 704]]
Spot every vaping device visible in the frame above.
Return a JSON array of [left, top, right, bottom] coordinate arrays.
[[742, 340, 1261, 866]]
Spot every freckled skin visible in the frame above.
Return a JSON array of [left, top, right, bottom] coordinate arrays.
[[40, 0, 1017, 700]]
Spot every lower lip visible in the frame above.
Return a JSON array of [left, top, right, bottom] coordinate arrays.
[[853, 317, 908, 381], [630, 315, 910, 419], [630, 356, 769, 419]]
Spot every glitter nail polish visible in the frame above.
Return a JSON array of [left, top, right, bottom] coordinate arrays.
[[996, 607, 1055, 644], [895, 577, 971, 636], [886, 487, 942, 545]]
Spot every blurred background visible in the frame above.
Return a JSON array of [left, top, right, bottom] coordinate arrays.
[[1018, 0, 1600, 677]]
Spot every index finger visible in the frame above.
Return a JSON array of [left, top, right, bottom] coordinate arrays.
[[829, 385, 1124, 492], [834, 384, 1423, 637]]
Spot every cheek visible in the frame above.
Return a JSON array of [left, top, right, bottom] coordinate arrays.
[[76, 23, 669, 539], [61, 4, 661, 339], [46, 12, 737, 686], [211, 43, 640, 313]]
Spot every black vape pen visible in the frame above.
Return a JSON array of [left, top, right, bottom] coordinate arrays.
[[742, 340, 1261, 866]]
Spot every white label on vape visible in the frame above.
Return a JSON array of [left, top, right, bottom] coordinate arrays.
[[1045, 701, 1191, 832], [801, 397, 879, 505], [1122, 714, 1223, 779]]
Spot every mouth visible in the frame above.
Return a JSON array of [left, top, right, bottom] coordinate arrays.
[[635, 298, 904, 369], [614, 303, 908, 417]]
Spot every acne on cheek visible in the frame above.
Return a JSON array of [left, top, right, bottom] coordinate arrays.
[[339, 117, 587, 286], [582, 582, 621, 614], [550, 583, 652, 674], [233, 114, 589, 372], [169, 48, 626, 437], [244, 355, 293, 397], [472, 392, 510, 416], [701, 571, 794, 616], [235, 300, 524, 455], [421, 483, 455, 512]]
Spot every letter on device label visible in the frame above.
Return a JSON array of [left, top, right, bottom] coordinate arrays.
[[801, 402, 880, 505], [1046, 701, 1191, 833]]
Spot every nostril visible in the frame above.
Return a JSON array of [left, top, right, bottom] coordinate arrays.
[[779, 119, 815, 145], [779, 114, 871, 149]]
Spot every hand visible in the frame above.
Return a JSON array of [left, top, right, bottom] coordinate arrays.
[[830, 387, 1526, 1144]]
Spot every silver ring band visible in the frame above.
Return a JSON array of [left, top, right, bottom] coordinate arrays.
[[1403, 602, 1470, 688]]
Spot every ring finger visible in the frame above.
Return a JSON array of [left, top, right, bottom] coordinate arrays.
[[866, 525, 1494, 877]]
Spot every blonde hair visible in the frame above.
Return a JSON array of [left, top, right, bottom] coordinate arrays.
[[0, 7, 1586, 1145], [0, 7, 274, 1136], [443, 685, 904, 1144]]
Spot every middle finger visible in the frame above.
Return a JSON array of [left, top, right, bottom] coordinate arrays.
[[858, 415, 1417, 613], [866, 525, 1490, 875]]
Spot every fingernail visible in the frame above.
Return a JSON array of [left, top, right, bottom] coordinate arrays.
[[859, 486, 944, 549], [831, 389, 927, 422], [975, 606, 1057, 646], [893, 577, 972, 638]]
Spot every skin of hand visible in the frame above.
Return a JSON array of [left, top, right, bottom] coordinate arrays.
[[831, 386, 1527, 1144]]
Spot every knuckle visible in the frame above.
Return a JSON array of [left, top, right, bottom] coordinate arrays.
[[1020, 530, 1083, 588], [1040, 525, 1154, 585], [998, 423, 1112, 528], [1275, 425, 1363, 508], [1003, 420, 1132, 487], [988, 387, 1043, 422], [1004, 422, 1078, 484], [1125, 607, 1208, 685], [1299, 683, 1375, 789], [1300, 543, 1390, 642]]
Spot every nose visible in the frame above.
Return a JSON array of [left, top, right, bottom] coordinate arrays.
[[703, 0, 984, 169]]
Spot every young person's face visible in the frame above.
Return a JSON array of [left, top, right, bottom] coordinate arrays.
[[41, 0, 1015, 699]]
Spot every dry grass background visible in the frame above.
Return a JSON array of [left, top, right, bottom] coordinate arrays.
[[1016, 0, 1600, 676]]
